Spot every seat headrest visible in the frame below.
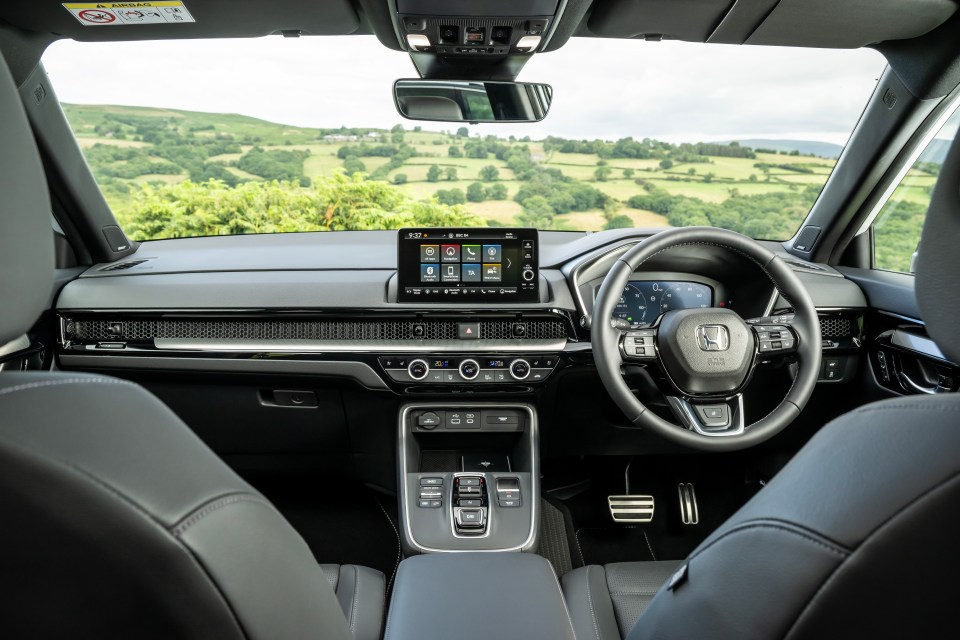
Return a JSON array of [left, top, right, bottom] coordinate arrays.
[[0, 53, 53, 345], [915, 127, 960, 364], [400, 96, 464, 121]]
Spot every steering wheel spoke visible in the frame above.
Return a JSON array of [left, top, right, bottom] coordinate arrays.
[[619, 327, 658, 362], [666, 394, 746, 437], [753, 323, 799, 357]]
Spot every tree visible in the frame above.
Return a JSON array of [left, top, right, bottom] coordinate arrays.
[[479, 165, 500, 182], [393, 173, 407, 185], [445, 167, 458, 181], [593, 165, 613, 182], [604, 214, 634, 230], [343, 156, 366, 176], [456, 127, 469, 138], [390, 124, 405, 144], [687, 168, 697, 176], [467, 182, 486, 202], [703, 172, 715, 184], [448, 145, 463, 158], [516, 195, 556, 229], [659, 159, 674, 170], [427, 164, 441, 182], [623, 168, 635, 179], [436, 188, 466, 205], [486, 183, 508, 200]]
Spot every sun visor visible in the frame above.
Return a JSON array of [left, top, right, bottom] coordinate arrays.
[[0, 0, 361, 41], [587, 0, 958, 48]]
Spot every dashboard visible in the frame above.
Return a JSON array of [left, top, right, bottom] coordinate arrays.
[[54, 228, 868, 392]]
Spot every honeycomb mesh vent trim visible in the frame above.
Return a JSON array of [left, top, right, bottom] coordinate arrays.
[[67, 318, 568, 342], [819, 316, 852, 338]]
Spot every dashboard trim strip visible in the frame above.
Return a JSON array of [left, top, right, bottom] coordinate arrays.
[[152, 338, 568, 353]]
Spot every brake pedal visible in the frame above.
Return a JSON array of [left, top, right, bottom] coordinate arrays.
[[678, 483, 699, 525], [608, 495, 655, 523]]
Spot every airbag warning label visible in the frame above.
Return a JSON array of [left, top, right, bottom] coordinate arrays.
[[63, 2, 195, 26]]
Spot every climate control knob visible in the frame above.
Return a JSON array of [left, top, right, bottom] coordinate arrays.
[[509, 358, 531, 381], [459, 359, 480, 380], [408, 359, 429, 380]]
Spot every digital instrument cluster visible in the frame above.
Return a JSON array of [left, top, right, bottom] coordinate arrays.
[[610, 281, 713, 326]]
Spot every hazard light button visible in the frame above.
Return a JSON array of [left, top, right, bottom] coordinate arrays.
[[458, 322, 480, 339]]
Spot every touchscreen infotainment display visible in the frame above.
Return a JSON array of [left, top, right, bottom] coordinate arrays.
[[397, 228, 538, 302]]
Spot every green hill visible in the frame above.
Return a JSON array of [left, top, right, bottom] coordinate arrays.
[[61, 103, 881, 242]]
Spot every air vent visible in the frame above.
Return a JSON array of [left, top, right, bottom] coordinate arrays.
[[66, 317, 569, 342], [820, 316, 852, 338], [99, 259, 149, 272]]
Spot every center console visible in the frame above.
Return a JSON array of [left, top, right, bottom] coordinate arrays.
[[398, 402, 539, 553]]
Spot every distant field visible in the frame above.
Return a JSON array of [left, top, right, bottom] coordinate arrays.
[[63, 102, 906, 236]]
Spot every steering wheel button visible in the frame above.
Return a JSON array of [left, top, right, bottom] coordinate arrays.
[[695, 404, 729, 427]]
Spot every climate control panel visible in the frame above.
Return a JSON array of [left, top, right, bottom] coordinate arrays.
[[380, 354, 558, 384]]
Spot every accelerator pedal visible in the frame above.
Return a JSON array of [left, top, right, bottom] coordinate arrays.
[[678, 483, 699, 525], [608, 495, 655, 523]]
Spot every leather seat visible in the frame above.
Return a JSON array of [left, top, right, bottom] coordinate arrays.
[[563, 128, 960, 639], [0, 52, 384, 639]]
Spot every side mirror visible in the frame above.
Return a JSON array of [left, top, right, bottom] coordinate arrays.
[[393, 79, 552, 123]]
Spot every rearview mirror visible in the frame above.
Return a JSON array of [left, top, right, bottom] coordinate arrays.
[[394, 79, 552, 123]]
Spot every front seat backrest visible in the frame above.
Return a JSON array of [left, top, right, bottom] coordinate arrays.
[[0, 51, 352, 640]]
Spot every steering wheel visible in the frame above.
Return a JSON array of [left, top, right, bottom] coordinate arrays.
[[592, 227, 821, 451]]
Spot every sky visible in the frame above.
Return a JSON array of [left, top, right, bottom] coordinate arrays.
[[42, 35, 887, 145]]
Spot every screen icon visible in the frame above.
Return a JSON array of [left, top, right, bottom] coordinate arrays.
[[462, 245, 481, 263], [421, 264, 439, 283], [442, 264, 461, 282], [482, 264, 502, 282], [462, 264, 482, 282], [442, 244, 460, 262], [420, 245, 439, 262], [483, 245, 502, 262]]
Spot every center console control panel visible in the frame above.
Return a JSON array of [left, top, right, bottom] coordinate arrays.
[[400, 403, 538, 553], [380, 354, 558, 385]]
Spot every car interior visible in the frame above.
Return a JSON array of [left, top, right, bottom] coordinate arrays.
[[1, 1, 959, 639]]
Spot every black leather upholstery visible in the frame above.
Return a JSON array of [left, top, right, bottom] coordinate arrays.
[[562, 561, 681, 640], [384, 552, 576, 640], [564, 394, 960, 640], [0, 47, 386, 639], [321, 564, 387, 640], [916, 122, 960, 364], [0, 372, 387, 639], [0, 43, 52, 345]]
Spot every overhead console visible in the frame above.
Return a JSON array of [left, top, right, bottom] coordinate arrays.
[[394, 0, 560, 58]]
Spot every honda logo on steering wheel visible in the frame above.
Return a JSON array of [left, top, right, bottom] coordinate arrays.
[[696, 325, 729, 351]]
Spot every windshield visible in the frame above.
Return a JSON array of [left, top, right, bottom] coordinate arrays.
[[42, 37, 883, 240]]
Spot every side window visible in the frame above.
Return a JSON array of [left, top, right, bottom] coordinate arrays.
[[872, 108, 960, 273]]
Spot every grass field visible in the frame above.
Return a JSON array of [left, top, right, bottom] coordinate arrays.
[[65, 102, 927, 234]]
